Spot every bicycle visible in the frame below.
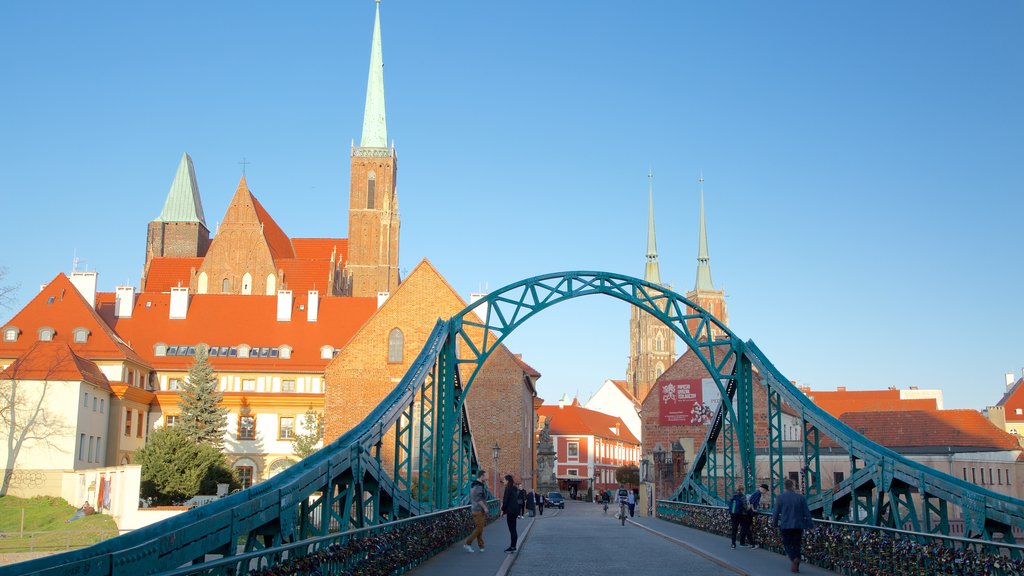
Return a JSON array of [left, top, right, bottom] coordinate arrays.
[[618, 500, 627, 526]]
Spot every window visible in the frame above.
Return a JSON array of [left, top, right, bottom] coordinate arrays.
[[79, 434, 85, 461], [84, 392, 89, 408], [567, 469, 578, 477], [567, 442, 579, 459], [788, 471, 800, 490], [125, 409, 132, 436], [989, 468, 993, 485], [242, 379, 256, 392], [169, 378, 183, 391], [210, 347, 220, 357], [388, 328, 404, 363], [3, 327, 19, 342], [137, 412, 144, 437], [88, 437, 94, 463], [279, 417, 295, 440], [167, 346, 178, 356], [92, 397, 97, 412], [165, 415, 180, 427], [236, 466, 254, 489], [238, 345, 251, 358], [73, 327, 89, 343], [320, 345, 334, 360], [268, 459, 293, 478], [972, 468, 977, 484], [100, 399, 104, 413], [281, 379, 296, 392], [279, 346, 292, 360], [38, 327, 55, 341], [999, 469, 1003, 485], [269, 348, 279, 358], [834, 471, 845, 486], [222, 278, 230, 293], [239, 415, 256, 440], [963, 468, 967, 481], [1017, 409, 1022, 415], [367, 173, 376, 209], [154, 343, 167, 356]]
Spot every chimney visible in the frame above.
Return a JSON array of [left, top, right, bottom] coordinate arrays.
[[836, 386, 846, 392], [169, 287, 189, 320], [307, 290, 319, 322], [70, 271, 98, 308], [115, 286, 135, 318], [377, 291, 390, 309], [470, 292, 489, 322], [1007, 373, 1017, 390], [276, 290, 293, 322]]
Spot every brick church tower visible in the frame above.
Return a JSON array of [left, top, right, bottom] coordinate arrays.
[[344, 0, 401, 298], [686, 176, 728, 337], [626, 172, 676, 402], [145, 152, 210, 269]]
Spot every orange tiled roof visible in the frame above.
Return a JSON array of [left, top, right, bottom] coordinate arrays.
[[0, 341, 112, 392], [996, 378, 1024, 418], [276, 259, 336, 294], [806, 389, 937, 418], [826, 410, 1020, 451], [537, 404, 639, 445], [249, 193, 295, 260], [0, 273, 148, 367], [143, 257, 203, 292], [97, 291, 377, 372], [292, 238, 347, 262]]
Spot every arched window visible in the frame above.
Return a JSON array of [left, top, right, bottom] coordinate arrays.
[[38, 327, 55, 341], [222, 278, 230, 293], [265, 274, 276, 295], [655, 333, 664, 352], [197, 272, 208, 294], [387, 328, 403, 363], [241, 272, 252, 295], [367, 172, 376, 209], [72, 327, 90, 344]]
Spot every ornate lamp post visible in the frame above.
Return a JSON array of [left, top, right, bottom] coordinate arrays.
[[640, 457, 651, 516], [492, 442, 501, 497], [653, 444, 666, 516]]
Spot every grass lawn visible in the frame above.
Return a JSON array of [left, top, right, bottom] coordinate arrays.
[[0, 495, 119, 552]]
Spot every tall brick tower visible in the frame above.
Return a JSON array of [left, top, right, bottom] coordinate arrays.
[[145, 152, 210, 269], [686, 176, 729, 337], [626, 171, 676, 402], [345, 0, 401, 298]]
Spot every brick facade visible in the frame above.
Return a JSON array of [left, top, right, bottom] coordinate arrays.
[[145, 220, 210, 269], [345, 149, 400, 297], [324, 259, 536, 488]]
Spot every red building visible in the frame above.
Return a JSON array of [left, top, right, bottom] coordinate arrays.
[[538, 399, 640, 499]]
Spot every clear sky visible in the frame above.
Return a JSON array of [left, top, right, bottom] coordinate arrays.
[[2, 1, 1021, 411]]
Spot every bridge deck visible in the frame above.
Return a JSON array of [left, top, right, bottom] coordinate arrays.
[[411, 500, 840, 576]]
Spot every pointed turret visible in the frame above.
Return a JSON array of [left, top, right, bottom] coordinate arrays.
[[644, 171, 662, 285], [360, 0, 387, 148], [157, 153, 207, 225], [694, 176, 715, 291]]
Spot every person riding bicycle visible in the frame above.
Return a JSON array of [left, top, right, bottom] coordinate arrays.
[[615, 484, 629, 522]]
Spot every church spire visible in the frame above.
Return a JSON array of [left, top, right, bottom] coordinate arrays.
[[644, 170, 662, 284], [360, 0, 387, 148], [157, 152, 206, 225], [694, 174, 716, 291]]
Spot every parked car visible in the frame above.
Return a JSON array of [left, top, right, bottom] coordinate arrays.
[[545, 492, 565, 509]]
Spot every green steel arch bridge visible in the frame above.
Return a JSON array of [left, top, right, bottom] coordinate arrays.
[[8, 271, 1024, 576]]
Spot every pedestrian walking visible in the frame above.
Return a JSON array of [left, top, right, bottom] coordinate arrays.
[[526, 490, 536, 517], [626, 489, 636, 517], [535, 491, 544, 515], [500, 474, 518, 552], [743, 483, 769, 548], [463, 470, 487, 553], [772, 478, 814, 573], [516, 483, 527, 518], [728, 486, 753, 548]]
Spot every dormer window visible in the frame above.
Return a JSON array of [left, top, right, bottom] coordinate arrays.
[[279, 345, 292, 360], [154, 343, 168, 356], [2, 327, 19, 342], [238, 344, 251, 359], [72, 327, 90, 344], [320, 345, 335, 360], [38, 327, 56, 342]]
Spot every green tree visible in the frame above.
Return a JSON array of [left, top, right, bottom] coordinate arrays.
[[615, 464, 640, 487], [136, 426, 236, 504], [178, 346, 227, 448], [291, 409, 323, 460]]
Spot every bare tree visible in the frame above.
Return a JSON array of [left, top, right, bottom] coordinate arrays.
[[0, 266, 19, 310], [1, 344, 72, 496]]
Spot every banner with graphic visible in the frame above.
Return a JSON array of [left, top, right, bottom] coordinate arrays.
[[659, 378, 725, 425]]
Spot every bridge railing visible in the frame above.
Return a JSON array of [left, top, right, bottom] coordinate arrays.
[[658, 500, 1024, 575]]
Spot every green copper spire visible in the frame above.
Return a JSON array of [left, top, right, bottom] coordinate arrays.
[[156, 152, 207, 225], [694, 175, 716, 291], [360, 0, 388, 148], [644, 170, 662, 284]]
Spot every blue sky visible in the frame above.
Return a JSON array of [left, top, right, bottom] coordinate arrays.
[[2, 1, 1021, 411]]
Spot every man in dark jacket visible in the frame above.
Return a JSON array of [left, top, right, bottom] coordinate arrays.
[[500, 474, 518, 552], [463, 470, 488, 553], [772, 478, 814, 573], [728, 486, 752, 548]]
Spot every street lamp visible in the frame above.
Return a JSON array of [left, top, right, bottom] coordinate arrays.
[[593, 469, 600, 501], [492, 442, 501, 496], [640, 458, 651, 516]]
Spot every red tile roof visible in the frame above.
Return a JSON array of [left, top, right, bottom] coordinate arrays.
[[248, 189, 295, 260], [96, 291, 377, 372], [996, 378, 1024, 419], [143, 258, 203, 292], [276, 259, 336, 294], [828, 410, 1020, 451], [806, 389, 937, 418], [537, 404, 639, 445], [0, 273, 148, 366], [0, 341, 112, 391], [292, 238, 347, 262]]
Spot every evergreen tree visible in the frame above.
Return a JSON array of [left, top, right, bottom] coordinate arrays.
[[178, 345, 228, 448], [137, 426, 236, 505], [292, 409, 324, 460]]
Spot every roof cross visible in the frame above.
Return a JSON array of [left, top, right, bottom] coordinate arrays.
[[239, 157, 251, 177]]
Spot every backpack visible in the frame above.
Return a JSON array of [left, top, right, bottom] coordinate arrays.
[[730, 494, 746, 515]]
